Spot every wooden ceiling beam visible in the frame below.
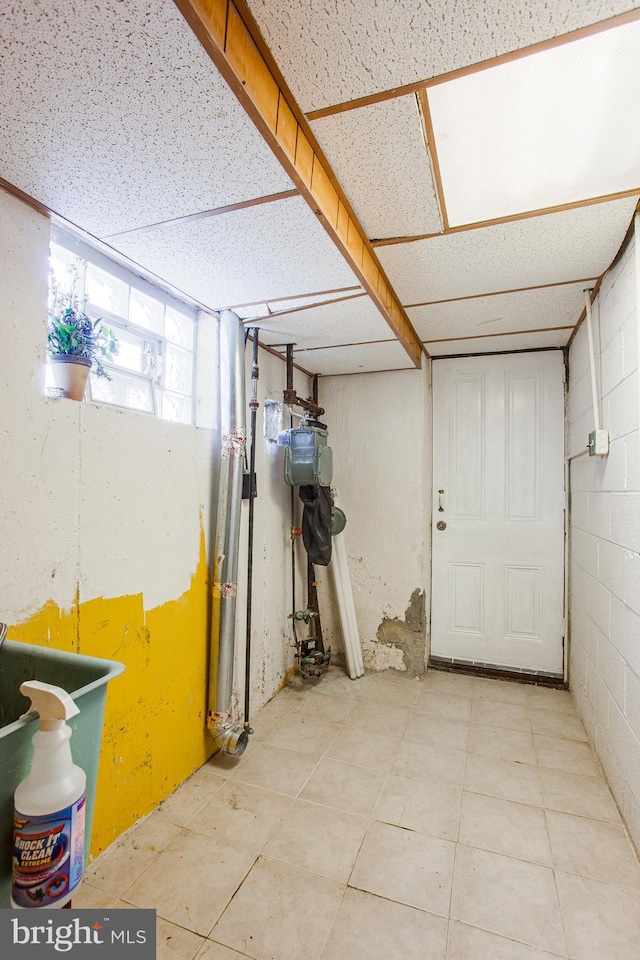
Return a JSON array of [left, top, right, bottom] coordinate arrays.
[[173, 0, 424, 368]]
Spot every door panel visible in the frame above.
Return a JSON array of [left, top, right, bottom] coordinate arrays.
[[431, 352, 565, 676]]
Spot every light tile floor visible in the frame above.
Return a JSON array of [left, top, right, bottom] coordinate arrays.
[[76, 668, 640, 960]]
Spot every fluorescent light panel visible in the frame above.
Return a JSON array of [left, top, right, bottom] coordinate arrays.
[[427, 20, 640, 227]]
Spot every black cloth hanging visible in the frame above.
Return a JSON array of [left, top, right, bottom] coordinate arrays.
[[299, 485, 332, 565]]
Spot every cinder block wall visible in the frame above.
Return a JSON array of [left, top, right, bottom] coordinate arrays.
[[568, 230, 640, 851]]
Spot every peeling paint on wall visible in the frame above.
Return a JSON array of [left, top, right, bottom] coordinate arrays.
[[375, 589, 427, 678], [8, 524, 214, 858]]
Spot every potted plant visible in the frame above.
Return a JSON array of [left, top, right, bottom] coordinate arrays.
[[47, 265, 119, 400]]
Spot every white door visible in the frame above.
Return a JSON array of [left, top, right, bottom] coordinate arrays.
[[431, 351, 565, 676]]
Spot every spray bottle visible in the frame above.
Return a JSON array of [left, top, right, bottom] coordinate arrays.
[[11, 680, 86, 909]]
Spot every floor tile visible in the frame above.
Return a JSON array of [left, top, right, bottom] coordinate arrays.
[[321, 888, 448, 960], [73, 882, 119, 909], [464, 753, 543, 807], [85, 814, 182, 896], [229, 742, 318, 796], [470, 698, 531, 733], [362, 676, 420, 708], [539, 767, 621, 822], [446, 921, 564, 960], [530, 707, 588, 741], [555, 870, 640, 960], [393, 737, 467, 787], [124, 830, 255, 936], [211, 857, 344, 960], [526, 685, 576, 715], [374, 773, 462, 841], [186, 780, 292, 854], [311, 670, 373, 700], [196, 942, 248, 960], [156, 769, 225, 827], [263, 798, 368, 883], [349, 820, 455, 917], [349, 699, 411, 738], [414, 691, 472, 722], [404, 713, 470, 751], [534, 735, 601, 777], [157, 918, 205, 960], [292, 691, 357, 723], [458, 791, 552, 865], [450, 845, 566, 955], [472, 678, 528, 705], [266, 715, 342, 760], [248, 699, 298, 741], [468, 723, 537, 764], [546, 810, 640, 888], [423, 671, 474, 698], [324, 729, 398, 771], [300, 757, 387, 817]]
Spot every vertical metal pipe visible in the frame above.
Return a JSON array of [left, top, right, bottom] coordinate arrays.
[[244, 329, 259, 729], [584, 289, 600, 434], [207, 310, 248, 756]]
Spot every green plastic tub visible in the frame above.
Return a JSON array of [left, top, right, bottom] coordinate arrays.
[[0, 639, 124, 907]]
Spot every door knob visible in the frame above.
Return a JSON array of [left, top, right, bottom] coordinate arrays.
[[436, 520, 447, 531]]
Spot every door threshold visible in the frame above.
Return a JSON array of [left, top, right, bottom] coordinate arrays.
[[428, 656, 567, 689]]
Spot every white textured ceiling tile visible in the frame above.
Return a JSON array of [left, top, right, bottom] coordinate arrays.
[[247, 0, 637, 111], [111, 196, 358, 309], [377, 198, 638, 304], [311, 96, 442, 239], [252, 296, 393, 350], [291, 341, 413, 376], [267, 290, 363, 312], [408, 282, 597, 341], [427, 331, 571, 356], [0, 0, 292, 236]]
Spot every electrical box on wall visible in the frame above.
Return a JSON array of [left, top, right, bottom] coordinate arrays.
[[588, 429, 610, 456]]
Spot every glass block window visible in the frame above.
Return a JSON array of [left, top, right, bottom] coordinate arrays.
[[48, 235, 197, 424]]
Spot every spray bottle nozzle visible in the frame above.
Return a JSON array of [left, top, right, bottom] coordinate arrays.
[[20, 680, 80, 731]]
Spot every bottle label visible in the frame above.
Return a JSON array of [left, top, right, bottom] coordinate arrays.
[[12, 795, 85, 907]]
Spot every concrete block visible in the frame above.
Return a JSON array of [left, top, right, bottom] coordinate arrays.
[[568, 326, 589, 384], [608, 702, 640, 805], [586, 657, 613, 732], [609, 595, 640, 678], [625, 431, 639, 492], [600, 329, 625, 399], [569, 491, 589, 532], [571, 564, 610, 636], [623, 309, 638, 380], [572, 527, 599, 578], [598, 539, 626, 601], [598, 437, 627, 493], [610, 494, 640, 552], [608, 371, 638, 441], [624, 549, 640, 616], [625, 665, 640, 743], [588, 492, 611, 540], [597, 634, 626, 707]]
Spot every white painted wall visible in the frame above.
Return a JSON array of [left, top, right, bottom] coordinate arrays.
[[317, 362, 432, 674], [568, 231, 640, 851], [0, 185, 304, 717]]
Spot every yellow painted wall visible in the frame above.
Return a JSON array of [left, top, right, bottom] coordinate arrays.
[[8, 524, 215, 857]]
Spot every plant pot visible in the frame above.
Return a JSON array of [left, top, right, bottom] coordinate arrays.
[[50, 354, 91, 401]]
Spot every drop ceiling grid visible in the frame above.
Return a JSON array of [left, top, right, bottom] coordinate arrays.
[[264, 290, 364, 314], [407, 282, 598, 341], [311, 96, 442, 239], [427, 18, 640, 227], [250, 296, 393, 350], [377, 196, 639, 305], [0, 0, 292, 237], [246, 0, 637, 112], [111, 195, 359, 309], [286, 340, 414, 376], [428, 329, 572, 355]]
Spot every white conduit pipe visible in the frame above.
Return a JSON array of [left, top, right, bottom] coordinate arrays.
[[206, 310, 249, 756], [635, 213, 640, 444], [584, 288, 600, 434], [331, 524, 364, 679]]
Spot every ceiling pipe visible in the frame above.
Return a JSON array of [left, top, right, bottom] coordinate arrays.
[[207, 310, 249, 757]]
